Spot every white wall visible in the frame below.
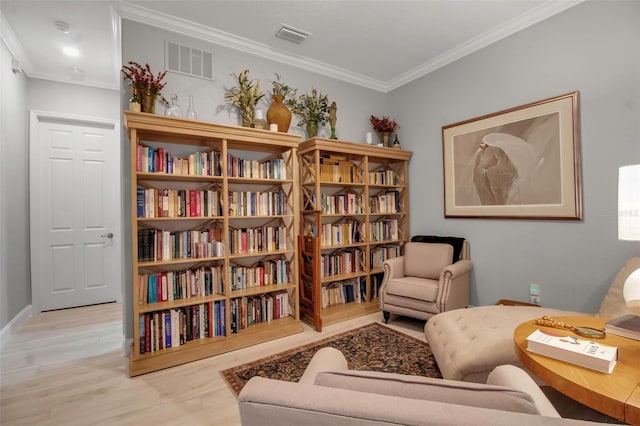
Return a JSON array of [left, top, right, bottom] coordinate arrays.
[[1, 39, 29, 329], [27, 79, 120, 120], [390, 0, 640, 311]]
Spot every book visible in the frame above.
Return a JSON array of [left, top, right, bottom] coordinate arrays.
[[605, 314, 640, 341], [526, 329, 617, 374]]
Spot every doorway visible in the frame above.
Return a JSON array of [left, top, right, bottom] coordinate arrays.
[[29, 110, 122, 313]]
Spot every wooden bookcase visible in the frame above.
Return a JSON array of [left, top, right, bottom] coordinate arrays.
[[298, 138, 412, 331], [124, 112, 303, 376]]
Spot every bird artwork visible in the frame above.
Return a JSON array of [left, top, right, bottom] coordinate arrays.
[[472, 133, 538, 205]]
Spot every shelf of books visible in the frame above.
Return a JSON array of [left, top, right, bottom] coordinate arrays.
[[298, 138, 412, 331], [124, 111, 303, 376]]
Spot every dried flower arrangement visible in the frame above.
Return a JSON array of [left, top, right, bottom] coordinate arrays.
[[370, 115, 399, 132], [224, 69, 265, 127], [287, 87, 330, 127], [271, 73, 297, 98], [121, 61, 168, 105]]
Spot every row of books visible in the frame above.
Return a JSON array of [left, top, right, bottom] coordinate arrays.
[[137, 228, 225, 262], [228, 225, 287, 254], [138, 266, 224, 304], [320, 249, 363, 277], [322, 278, 365, 308], [369, 169, 397, 185], [369, 219, 399, 242], [136, 144, 221, 177], [369, 191, 401, 214], [227, 153, 287, 180], [138, 301, 226, 354], [137, 188, 221, 218], [230, 259, 290, 290], [319, 156, 363, 184], [229, 292, 291, 333], [320, 193, 365, 215], [320, 221, 362, 247], [228, 190, 287, 217], [370, 245, 401, 268]]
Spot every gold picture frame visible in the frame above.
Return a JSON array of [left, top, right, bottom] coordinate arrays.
[[442, 91, 582, 220]]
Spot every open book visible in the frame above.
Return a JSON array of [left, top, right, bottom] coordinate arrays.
[[526, 329, 617, 374]]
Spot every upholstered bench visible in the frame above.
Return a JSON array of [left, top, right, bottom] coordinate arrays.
[[425, 257, 639, 383], [425, 305, 581, 382]]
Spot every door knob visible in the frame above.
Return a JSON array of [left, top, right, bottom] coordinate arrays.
[[101, 232, 114, 238]]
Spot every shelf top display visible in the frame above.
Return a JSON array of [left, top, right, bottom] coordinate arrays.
[[124, 111, 301, 151], [298, 137, 412, 161]]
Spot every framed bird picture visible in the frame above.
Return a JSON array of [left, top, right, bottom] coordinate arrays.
[[442, 91, 582, 220]]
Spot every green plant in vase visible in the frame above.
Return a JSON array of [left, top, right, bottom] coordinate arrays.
[[224, 69, 265, 127], [287, 87, 330, 138]]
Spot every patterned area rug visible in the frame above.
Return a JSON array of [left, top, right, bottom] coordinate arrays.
[[221, 322, 441, 396]]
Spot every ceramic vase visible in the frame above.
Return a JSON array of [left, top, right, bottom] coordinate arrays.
[[266, 95, 292, 132]]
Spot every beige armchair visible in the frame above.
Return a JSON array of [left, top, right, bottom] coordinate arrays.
[[380, 239, 472, 323]]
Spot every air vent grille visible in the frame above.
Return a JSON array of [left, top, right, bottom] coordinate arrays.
[[165, 41, 214, 80]]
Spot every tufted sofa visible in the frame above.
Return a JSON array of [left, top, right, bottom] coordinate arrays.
[[425, 257, 638, 383], [238, 347, 608, 425]]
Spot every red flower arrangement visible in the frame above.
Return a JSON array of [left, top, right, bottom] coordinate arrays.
[[370, 115, 399, 132], [121, 61, 168, 104]]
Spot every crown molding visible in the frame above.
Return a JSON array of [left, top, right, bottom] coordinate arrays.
[[117, 1, 388, 92], [387, 0, 585, 91], [0, 12, 35, 76], [118, 0, 583, 93]]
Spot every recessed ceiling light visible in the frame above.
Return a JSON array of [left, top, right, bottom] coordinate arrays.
[[63, 46, 79, 57], [54, 20, 70, 34], [275, 24, 310, 44]]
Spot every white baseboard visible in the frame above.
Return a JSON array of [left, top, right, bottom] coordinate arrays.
[[0, 305, 32, 346]]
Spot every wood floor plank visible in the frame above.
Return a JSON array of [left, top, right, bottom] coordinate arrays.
[[1, 303, 425, 425]]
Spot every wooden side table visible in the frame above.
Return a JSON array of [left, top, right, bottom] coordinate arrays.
[[514, 316, 640, 425]]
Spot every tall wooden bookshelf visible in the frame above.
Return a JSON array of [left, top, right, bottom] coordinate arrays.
[[124, 112, 303, 376], [298, 138, 412, 331]]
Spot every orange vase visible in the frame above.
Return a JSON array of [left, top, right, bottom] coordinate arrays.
[[266, 95, 292, 133]]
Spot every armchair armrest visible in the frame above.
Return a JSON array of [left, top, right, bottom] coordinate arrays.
[[298, 347, 348, 384], [487, 365, 560, 418], [441, 259, 472, 280], [382, 256, 405, 279]]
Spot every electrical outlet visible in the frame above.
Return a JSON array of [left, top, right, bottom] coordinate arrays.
[[529, 283, 541, 305]]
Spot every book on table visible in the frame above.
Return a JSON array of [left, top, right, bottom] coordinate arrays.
[[605, 314, 640, 341], [526, 329, 618, 374]]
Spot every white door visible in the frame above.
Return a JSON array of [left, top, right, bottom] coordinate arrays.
[[30, 111, 121, 312]]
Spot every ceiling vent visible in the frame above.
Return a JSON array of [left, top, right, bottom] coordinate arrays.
[[275, 24, 310, 44], [165, 41, 214, 80]]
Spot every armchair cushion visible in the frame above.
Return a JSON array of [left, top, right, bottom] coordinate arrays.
[[385, 277, 439, 302], [314, 369, 540, 414], [404, 242, 453, 279]]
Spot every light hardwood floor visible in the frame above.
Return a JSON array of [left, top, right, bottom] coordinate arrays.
[[0, 303, 425, 426]]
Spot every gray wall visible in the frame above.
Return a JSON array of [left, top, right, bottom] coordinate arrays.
[[1, 39, 29, 329], [390, 0, 640, 312], [3, 1, 638, 332]]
